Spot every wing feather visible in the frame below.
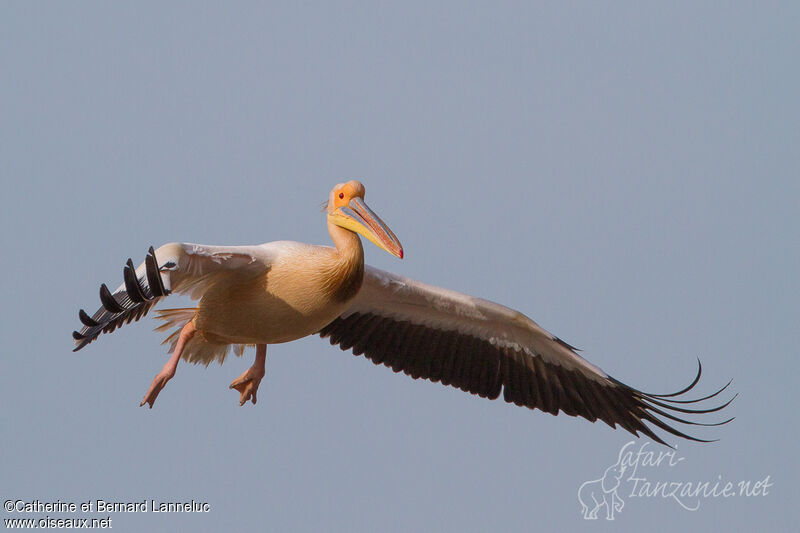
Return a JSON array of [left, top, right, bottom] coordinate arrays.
[[72, 242, 278, 351], [320, 266, 734, 446]]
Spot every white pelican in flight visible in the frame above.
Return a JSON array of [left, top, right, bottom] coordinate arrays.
[[73, 181, 733, 446]]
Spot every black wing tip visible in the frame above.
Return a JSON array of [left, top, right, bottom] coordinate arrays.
[[123, 258, 148, 303], [99, 283, 126, 313], [78, 309, 99, 327], [608, 359, 735, 446], [651, 378, 734, 405], [74, 245, 168, 352], [145, 245, 168, 297], [610, 357, 704, 398], [72, 331, 92, 352]]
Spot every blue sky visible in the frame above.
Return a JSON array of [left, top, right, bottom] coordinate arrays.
[[1, 3, 797, 531]]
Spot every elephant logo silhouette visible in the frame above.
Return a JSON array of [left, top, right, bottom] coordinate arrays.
[[578, 448, 627, 520]]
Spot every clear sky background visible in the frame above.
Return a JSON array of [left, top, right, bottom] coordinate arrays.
[[1, 2, 797, 532]]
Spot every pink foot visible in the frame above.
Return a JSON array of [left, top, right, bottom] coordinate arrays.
[[140, 368, 175, 408], [139, 320, 194, 409], [229, 365, 265, 406]]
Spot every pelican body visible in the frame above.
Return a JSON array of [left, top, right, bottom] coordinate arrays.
[[73, 180, 732, 446], [193, 240, 359, 346]]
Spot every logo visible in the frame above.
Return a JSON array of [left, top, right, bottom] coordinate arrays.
[[577, 441, 772, 520]]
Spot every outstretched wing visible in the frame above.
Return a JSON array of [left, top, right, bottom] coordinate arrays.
[[72, 242, 275, 351], [320, 266, 734, 446]]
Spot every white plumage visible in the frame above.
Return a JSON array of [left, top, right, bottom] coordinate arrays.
[[73, 181, 733, 445]]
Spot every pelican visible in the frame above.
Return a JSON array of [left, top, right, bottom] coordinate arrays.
[[73, 180, 732, 445]]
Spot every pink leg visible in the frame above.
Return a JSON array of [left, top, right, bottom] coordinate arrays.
[[140, 321, 195, 408], [229, 344, 267, 406]]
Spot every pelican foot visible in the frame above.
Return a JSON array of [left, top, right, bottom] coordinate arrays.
[[140, 369, 174, 408], [230, 366, 265, 406]]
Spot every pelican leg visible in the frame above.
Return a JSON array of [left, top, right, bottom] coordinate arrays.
[[229, 344, 266, 406], [140, 321, 195, 408]]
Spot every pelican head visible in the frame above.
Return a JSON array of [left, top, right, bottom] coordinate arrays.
[[327, 180, 403, 259]]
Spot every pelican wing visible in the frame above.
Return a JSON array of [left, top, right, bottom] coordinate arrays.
[[72, 242, 276, 351], [320, 266, 733, 446]]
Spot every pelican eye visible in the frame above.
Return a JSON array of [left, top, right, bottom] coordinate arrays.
[[339, 193, 344, 199]]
